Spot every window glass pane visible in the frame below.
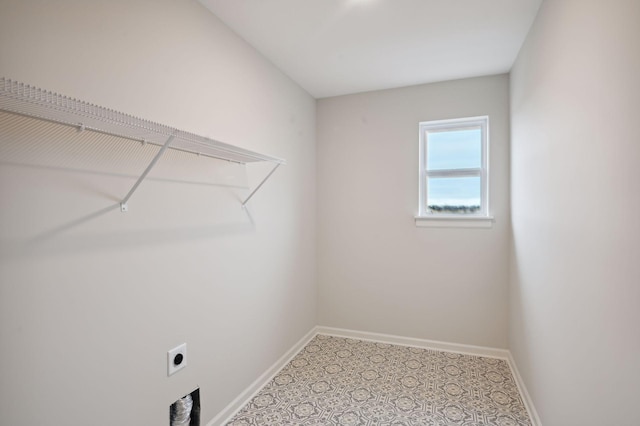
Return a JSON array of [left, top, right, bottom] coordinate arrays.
[[427, 128, 481, 170], [427, 176, 481, 214]]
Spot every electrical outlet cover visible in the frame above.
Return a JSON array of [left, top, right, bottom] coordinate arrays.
[[168, 343, 187, 376]]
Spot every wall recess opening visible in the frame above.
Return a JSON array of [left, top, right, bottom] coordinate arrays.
[[170, 388, 200, 426]]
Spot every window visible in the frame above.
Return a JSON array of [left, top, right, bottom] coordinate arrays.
[[417, 116, 491, 226]]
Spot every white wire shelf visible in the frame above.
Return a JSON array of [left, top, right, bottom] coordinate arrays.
[[0, 77, 286, 210]]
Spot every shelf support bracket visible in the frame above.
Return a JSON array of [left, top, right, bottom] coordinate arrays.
[[242, 163, 281, 207], [120, 133, 177, 212]]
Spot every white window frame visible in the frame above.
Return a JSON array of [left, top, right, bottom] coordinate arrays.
[[416, 116, 493, 228]]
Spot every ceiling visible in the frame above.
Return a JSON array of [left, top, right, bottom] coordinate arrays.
[[199, 0, 542, 99]]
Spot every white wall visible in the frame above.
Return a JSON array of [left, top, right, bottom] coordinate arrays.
[[317, 75, 510, 348], [0, 1, 316, 425], [510, 1, 640, 424]]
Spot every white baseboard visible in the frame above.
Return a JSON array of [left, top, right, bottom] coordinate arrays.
[[316, 326, 510, 359], [206, 325, 540, 426], [206, 326, 318, 426], [507, 352, 542, 426]]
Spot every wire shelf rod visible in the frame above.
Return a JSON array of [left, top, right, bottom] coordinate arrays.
[[0, 78, 285, 165], [0, 77, 287, 210]]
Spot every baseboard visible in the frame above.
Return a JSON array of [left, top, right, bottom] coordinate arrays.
[[206, 326, 319, 426], [206, 325, 540, 426], [507, 352, 542, 426], [316, 326, 510, 359]]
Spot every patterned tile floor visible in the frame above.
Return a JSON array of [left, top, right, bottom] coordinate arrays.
[[228, 335, 531, 426]]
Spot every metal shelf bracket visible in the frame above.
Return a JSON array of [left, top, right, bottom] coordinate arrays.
[[242, 163, 281, 207], [120, 133, 177, 212]]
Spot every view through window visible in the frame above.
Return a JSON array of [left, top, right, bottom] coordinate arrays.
[[419, 117, 488, 216]]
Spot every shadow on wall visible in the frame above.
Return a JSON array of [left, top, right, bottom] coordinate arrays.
[[0, 195, 256, 260], [0, 213, 256, 259]]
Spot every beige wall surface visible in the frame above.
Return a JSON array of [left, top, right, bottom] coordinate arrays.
[[510, 0, 640, 424], [316, 75, 511, 348], [0, 1, 316, 425]]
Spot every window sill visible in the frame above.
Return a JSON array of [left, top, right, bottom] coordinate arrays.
[[415, 215, 494, 228]]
